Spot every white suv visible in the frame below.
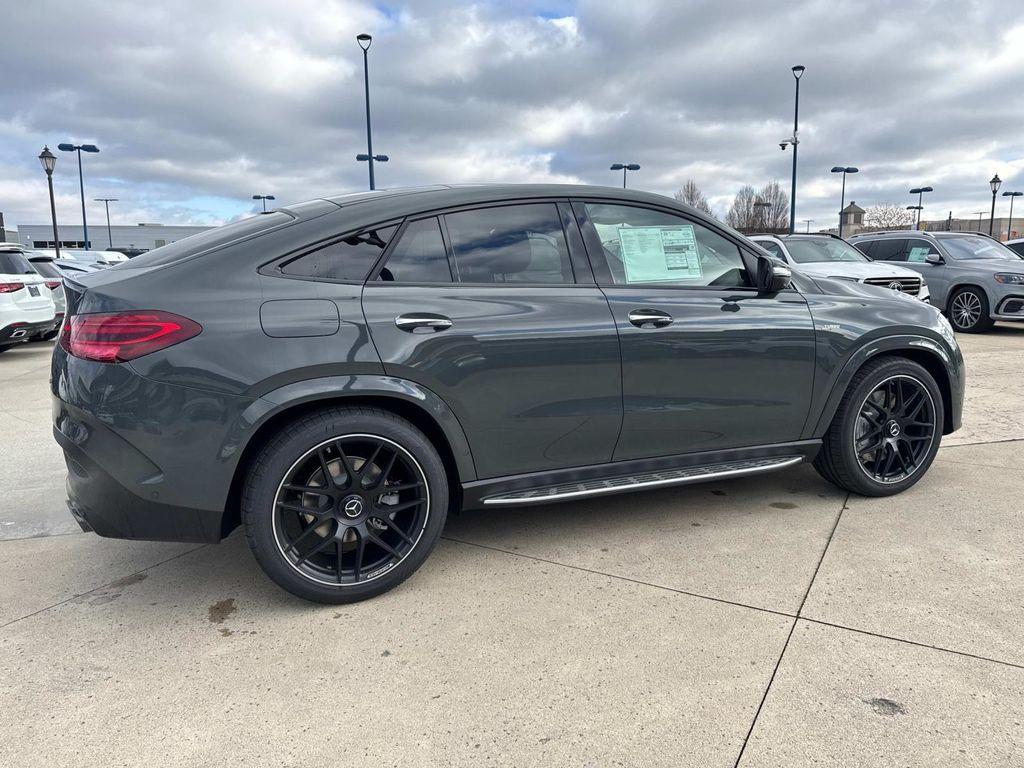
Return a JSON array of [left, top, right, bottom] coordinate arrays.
[[0, 248, 57, 353]]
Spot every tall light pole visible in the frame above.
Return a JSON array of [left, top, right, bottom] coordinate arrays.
[[803, 219, 814, 233], [907, 205, 923, 229], [1002, 190, 1023, 240], [753, 199, 771, 233], [356, 33, 388, 190], [779, 65, 805, 234], [93, 198, 118, 248], [609, 163, 640, 188], [830, 166, 858, 237], [973, 211, 985, 232], [57, 143, 99, 250], [37, 147, 61, 259], [988, 174, 1002, 236], [908, 186, 933, 230], [252, 194, 276, 213]]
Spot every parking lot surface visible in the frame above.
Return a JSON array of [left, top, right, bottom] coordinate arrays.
[[1, 326, 1022, 767]]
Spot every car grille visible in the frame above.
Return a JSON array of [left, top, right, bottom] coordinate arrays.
[[864, 276, 921, 296]]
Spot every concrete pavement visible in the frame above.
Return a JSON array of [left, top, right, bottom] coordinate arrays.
[[1, 326, 1022, 766]]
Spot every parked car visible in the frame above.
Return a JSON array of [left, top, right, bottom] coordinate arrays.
[[0, 247, 57, 353], [25, 253, 67, 340], [54, 184, 964, 603], [850, 231, 1024, 332], [37, 249, 125, 268], [1004, 238, 1024, 258], [750, 233, 930, 302], [30, 255, 103, 277]]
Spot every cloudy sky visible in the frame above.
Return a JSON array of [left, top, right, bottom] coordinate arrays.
[[2, 0, 1023, 233]]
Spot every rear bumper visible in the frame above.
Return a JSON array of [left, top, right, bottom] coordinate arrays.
[[1, 319, 55, 346]]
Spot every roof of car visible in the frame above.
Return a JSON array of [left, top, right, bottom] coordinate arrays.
[[850, 230, 988, 240]]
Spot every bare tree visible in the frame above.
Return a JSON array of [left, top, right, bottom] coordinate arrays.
[[725, 185, 757, 230], [674, 179, 713, 216], [758, 180, 789, 232], [864, 204, 914, 230]]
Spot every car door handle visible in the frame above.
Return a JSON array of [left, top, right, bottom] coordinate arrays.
[[394, 314, 453, 333], [627, 309, 673, 329]]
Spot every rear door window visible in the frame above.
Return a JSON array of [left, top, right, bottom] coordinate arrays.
[[443, 204, 574, 284], [281, 225, 397, 282], [378, 218, 451, 283], [869, 239, 908, 262]]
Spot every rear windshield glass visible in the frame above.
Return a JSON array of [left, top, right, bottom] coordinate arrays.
[[30, 260, 63, 278], [0, 252, 35, 275], [118, 212, 293, 268]]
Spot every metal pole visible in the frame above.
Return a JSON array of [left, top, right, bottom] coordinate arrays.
[[1009, 197, 1016, 241], [989, 190, 997, 236], [789, 77, 799, 234], [76, 148, 89, 250], [46, 173, 61, 259], [104, 200, 113, 248], [362, 47, 375, 191], [261, 197, 267, 212], [622, 167, 627, 188], [838, 171, 847, 238]]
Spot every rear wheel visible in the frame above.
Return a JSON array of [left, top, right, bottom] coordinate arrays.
[[814, 357, 943, 496], [947, 286, 994, 333], [242, 407, 448, 603]]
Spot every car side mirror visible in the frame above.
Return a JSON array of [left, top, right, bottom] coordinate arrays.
[[757, 256, 792, 293], [925, 253, 944, 265]]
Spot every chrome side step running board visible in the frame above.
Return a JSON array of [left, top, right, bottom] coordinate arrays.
[[482, 456, 804, 506]]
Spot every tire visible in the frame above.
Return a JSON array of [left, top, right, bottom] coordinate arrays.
[[947, 286, 994, 333], [813, 356, 944, 497], [242, 406, 449, 603]]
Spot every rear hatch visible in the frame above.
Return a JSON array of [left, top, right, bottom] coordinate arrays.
[[0, 251, 52, 313]]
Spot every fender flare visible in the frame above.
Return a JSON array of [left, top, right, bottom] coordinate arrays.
[[223, 374, 477, 483], [807, 333, 956, 437]]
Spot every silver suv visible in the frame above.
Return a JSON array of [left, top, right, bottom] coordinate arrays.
[[850, 231, 1024, 332]]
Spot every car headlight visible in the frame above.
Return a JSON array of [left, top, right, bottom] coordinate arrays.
[[994, 273, 1024, 285]]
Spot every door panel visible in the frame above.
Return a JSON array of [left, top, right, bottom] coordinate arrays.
[[363, 284, 622, 478], [604, 288, 816, 460]]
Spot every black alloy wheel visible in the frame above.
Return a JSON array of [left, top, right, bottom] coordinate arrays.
[[853, 375, 936, 484], [243, 407, 448, 603]]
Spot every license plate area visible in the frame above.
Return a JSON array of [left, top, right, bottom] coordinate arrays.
[[28, 286, 40, 297]]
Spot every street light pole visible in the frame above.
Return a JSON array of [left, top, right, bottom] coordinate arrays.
[[988, 175, 1002, 236], [252, 194, 276, 213], [1003, 191, 1023, 240], [788, 65, 805, 234], [609, 163, 640, 188], [908, 186, 933, 230], [803, 219, 813, 233], [93, 198, 118, 249], [38, 146, 61, 259], [830, 166, 858, 237], [57, 143, 99, 250]]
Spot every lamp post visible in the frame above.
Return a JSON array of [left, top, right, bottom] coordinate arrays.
[[830, 166, 858, 237], [988, 174, 1002, 236], [972, 211, 985, 232], [908, 186, 933, 230], [1002, 190, 1023, 240], [907, 205, 923, 229], [803, 219, 813, 233], [252, 194, 276, 213], [57, 142, 99, 250], [779, 65, 805, 234], [609, 163, 640, 188], [753, 199, 771, 233], [356, 33, 389, 190], [93, 198, 118, 248], [37, 147, 61, 259]]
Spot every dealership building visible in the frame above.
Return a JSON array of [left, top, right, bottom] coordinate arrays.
[[11, 223, 214, 253]]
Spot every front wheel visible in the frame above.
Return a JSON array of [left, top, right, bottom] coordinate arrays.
[[947, 286, 994, 333], [813, 357, 944, 497], [242, 407, 448, 603]]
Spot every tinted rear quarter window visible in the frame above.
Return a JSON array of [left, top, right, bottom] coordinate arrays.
[[444, 204, 573, 284], [378, 218, 451, 283], [281, 225, 398, 282]]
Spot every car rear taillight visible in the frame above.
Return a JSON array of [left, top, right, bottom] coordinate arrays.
[[44, 280, 62, 290], [59, 311, 202, 363], [0, 282, 25, 293]]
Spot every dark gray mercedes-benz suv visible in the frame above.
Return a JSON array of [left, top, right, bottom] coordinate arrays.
[[52, 184, 964, 602]]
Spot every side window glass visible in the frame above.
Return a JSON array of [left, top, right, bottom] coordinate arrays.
[[583, 203, 750, 288], [905, 239, 939, 263], [870, 239, 908, 262], [760, 242, 784, 260], [444, 204, 573, 284], [281, 225, 397, 281], [379, 218, 451, 283], [852, 240, 875, 258]]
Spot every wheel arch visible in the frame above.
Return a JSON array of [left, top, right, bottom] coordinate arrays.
[[946, 281, 992, 310], [219, 376, 476, 539], [810, 336, 957, 439]]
